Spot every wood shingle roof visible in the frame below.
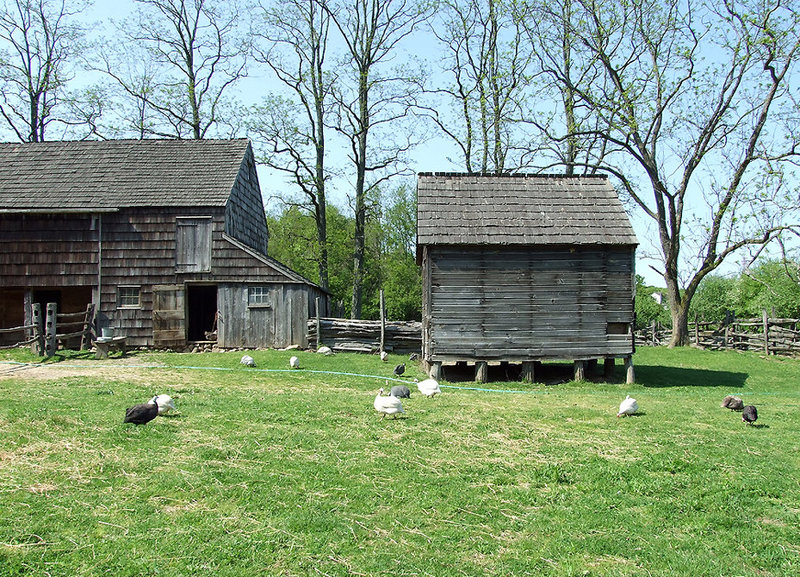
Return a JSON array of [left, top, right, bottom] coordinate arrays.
[[417, 173, 638, 246], [0, 139, 251, 212]]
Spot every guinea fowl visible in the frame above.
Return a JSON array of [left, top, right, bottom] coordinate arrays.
[[152, 394, 176, 415], [240, 355, 256, 367], [742, 405, 758, 424], [416, 378, 441, 398], [617, 395, 638, 417], [124, 398, 159, 425], [721, 395, 744, 411], [374, 387, 405, 419], [290, 356, 300, 369], [393, 363, 405, 377], [390, 384, 411, 399]]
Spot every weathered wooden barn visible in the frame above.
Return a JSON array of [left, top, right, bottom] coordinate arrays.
[[0, 139, 328, 350], [416, 173, 638, 383]]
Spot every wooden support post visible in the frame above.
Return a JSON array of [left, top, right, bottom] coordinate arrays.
[[694, 313, 700, 346], [573, 360, 585, 382], [624, 356, 635, 384], [31, 302, 44, 356], [603, 358, 615, 379], [430, 361, 442, 380], [475, 361, 488, 383], [315, 297, 321, 349], [45, 302, 57, 358], [379, 289, 386, 355], [762, 309, 770, 355], [521, 361, 535, 383], [80, 303, 95, 351]]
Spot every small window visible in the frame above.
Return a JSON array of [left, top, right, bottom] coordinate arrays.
[[118, 286, 141, 308], [248, 286, 271, 307]]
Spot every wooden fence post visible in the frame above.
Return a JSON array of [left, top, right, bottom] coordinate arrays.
[[694, 314, 699, 346], [522, 361, 535, 383], [379, 290, 386, 355], [31, 302, 44, 356], [45, 302, 57, 358], [315, 297, 321, 349], [763, 309, 770, 355]]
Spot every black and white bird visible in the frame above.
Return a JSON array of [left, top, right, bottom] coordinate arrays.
[[152, 394, 176, 415], [290, 356, 300, 369], [742, 405, 758, 424], [380, 351, 389, 362], [240, 355, 256, 367], [124, 398, 159, 425], [390, 384, 411, 399], [721, 395, 744, 411], [393, 363, 405, 377]]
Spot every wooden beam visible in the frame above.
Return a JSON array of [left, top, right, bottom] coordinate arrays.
[[521, 361, 535, 383], [573, 360, 585, 382], [475, 361, 488, 383]]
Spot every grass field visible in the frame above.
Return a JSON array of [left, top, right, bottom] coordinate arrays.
[[1, 346, 799, 576]]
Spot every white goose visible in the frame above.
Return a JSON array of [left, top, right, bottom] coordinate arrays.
[[416, 378, 441, 398], [152, 394, 176, 415], [374, 387, 405, 419]]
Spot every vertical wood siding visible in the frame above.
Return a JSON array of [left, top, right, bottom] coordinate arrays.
[[425, 246, 635, 361]]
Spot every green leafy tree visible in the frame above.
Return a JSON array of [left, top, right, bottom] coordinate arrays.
[[734, 260, 800, 319], [689, 275, 736, 323]]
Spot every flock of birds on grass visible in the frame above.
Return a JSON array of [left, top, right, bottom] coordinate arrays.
[[122, 350, 759, 427]]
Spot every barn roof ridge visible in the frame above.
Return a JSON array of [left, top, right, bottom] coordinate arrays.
[[417, 171, 609, 179]]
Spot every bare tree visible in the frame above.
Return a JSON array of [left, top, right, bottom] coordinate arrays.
[[100, 0, 248, 139], [426, 0, 536, 174], [250, 0, 335, 291], [0, 0, 86, 141], [324, 0, 431, 319], [547, 0, 800, 346]]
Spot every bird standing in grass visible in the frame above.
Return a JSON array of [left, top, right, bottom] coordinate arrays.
[[241, 355, 256, 367], [416, 378, 441, 398], [393, 363, 405, 377], [152, 394, 176, 415], [617, 395, 638, 417], [742, 405, 758, 424], [374, 387, 405, 419], [380, 351, 388, 362], [721, 395, 744, 411], [317, 346, 333, 355], [290, 356, 300, 369], [390, 385, 411, 398], [124, 398, 159, 425]]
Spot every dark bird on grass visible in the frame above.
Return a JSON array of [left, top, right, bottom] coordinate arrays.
[[742, 405, 758, 424], [394, 363, 405, 377], [390, 384, 411, 398], [409, 353, 419, 361], [124, 398, 159, 425], [721, 395, 744, 411]]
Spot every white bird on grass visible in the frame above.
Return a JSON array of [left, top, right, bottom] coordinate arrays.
[[317, 346, 333, 355], [617, 395, 638, 417], [416, 378, 441, 398], [290, 356, 300, 369], [374, 387, 405, 419], [240, 355, 256, 367], [380, 351, 388, 362], [152, 394, 176, 415]]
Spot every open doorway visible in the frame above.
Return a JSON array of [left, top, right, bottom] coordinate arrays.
[[186, 284, 218, 342]]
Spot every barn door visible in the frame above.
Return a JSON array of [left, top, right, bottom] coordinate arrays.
[[153, 284, 186, 348]]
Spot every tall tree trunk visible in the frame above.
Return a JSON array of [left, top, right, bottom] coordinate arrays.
[[351, 73, 369, 319]]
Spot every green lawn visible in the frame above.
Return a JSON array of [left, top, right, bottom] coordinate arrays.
[[1, 347, 798, 576]]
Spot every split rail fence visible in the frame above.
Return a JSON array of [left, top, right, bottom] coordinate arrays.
[[0, 303, 96, 357], [636, 311, 800, 356]]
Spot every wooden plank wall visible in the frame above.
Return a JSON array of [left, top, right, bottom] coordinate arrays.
[[218, 283, 315, 349], [425, 245, 635, 362], [224, 147, 270, 255]]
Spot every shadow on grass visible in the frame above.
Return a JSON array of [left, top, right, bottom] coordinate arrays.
[[635, 363, 748, 388]]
